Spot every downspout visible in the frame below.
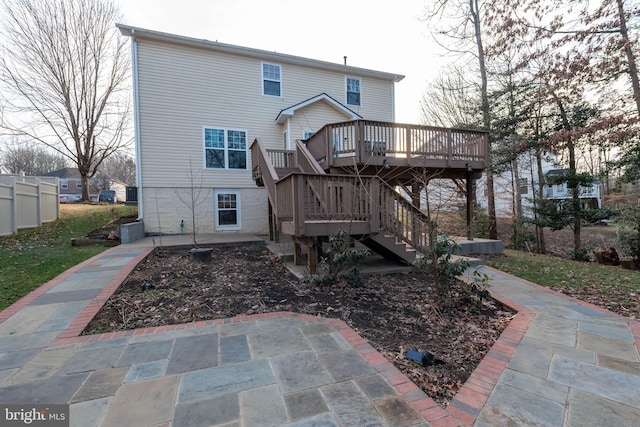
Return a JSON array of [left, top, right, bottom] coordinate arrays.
[[131, 30, 143, 221]]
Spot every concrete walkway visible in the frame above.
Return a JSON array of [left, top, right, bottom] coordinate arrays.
[[0, 237, 638, 426]]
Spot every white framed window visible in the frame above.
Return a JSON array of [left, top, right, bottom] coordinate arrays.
[[76, 181, 82, 189], [303, 130, 314, 140], [204, 127, 248, 170], [346, 77, 361, 106], [262, 63, 281, 97], [214, 189, 240, 230], [61, 180, 68, 190]]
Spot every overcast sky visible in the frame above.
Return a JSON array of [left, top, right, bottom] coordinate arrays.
[[116, 0, 449, 123]]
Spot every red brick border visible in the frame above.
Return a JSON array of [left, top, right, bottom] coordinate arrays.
[[40, 248, 536, 426], [13, 247, 640, 426]]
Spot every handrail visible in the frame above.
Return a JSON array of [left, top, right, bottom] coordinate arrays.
[[272, 171, 431, 250], [379, 180, 431, 251], [252, 133, 434, 252], [304, 119, 488, 168], [250, 138, 280, 209], [295, 139, 325, 175]]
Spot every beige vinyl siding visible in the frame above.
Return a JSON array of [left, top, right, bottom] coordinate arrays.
[[287, 102, 351, 141], [136, 40, 397, 184], [134, 36, 397, 233]]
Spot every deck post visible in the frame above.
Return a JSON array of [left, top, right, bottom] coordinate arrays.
[[466, 166, 474, 241]]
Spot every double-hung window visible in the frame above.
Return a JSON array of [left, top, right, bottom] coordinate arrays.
[[262, 63, 281, 97], [214, 190, 240, 230], [346, 77, 361, 106], [204, 128, 248, 170]]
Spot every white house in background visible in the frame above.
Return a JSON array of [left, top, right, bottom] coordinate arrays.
[[118, 25, 404, 235], [476, 151, 602, 218]]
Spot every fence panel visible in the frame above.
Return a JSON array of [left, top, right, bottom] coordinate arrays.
[[0, 176, 60, 236]]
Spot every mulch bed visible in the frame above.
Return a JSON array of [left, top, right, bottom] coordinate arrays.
[[83, 244, 514, 406]]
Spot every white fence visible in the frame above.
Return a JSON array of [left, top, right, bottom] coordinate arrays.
[[0, 175, 60, 236]]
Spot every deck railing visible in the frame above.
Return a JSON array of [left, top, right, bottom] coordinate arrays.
[[273, 171, 430, 249], [305, 120, 488, 168]]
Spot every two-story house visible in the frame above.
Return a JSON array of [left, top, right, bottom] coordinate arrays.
[[119, 25, 488, 270]]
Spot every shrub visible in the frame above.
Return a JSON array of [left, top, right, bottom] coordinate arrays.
[[308, 230, 369, 286], [617, 206, 640, 261]]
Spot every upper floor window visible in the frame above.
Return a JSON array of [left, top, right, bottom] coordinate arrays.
[[204, 128, 248, 170], [262, 63, 281, 97], [61, 180, 68, 190], [76, 181, 82, 189], [346, 77, 361, 106]]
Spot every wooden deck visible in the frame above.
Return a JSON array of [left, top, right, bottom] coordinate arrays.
[[250, 120, 489, 272]]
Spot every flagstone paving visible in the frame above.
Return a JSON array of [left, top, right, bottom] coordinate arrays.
[[0, 237, 638, 426]]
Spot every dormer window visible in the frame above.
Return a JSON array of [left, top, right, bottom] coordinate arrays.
[[262, 63, 281, 97], [346, 77, 361, 106]]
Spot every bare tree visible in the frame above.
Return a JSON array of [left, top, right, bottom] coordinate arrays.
[[0, 0, 131, 201], [100, 152, 136, 186], [175, 159, 210, 249], [425, 0, 499, 239], [1, 138, 67, 175]]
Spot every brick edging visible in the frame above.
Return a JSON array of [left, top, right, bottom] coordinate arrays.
[[46, 248, 535, 427], [52, 246, 155, 343], [0, 245, 137, 323]]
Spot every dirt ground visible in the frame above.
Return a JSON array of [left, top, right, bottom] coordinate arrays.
[[84, 244, 513, 406]]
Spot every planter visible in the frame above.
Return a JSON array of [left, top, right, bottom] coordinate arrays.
[[189, 248, 213, 262]]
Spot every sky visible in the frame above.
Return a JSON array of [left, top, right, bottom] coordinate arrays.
[[115, 0, 450, 124]]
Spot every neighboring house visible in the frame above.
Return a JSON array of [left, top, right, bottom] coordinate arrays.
[[119, 25, 489, 268], [542, 169, 602, 209], [476, 152, 602, 218], [0, 165, 10, 174], [42, 167, 101, 200]]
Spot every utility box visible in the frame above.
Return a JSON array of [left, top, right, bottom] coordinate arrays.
[[126, 186, 138, 202]]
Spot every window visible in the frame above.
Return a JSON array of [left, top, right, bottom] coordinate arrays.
[[61, 180, 68, 190], [346, 77, 361, 106], [554, 183, 565, 194], [204, 128, 247, 170], [214, 190, 240, 230], [303, 130, 314, 140], [76, 181, 82, 189], [262, 63, 281, 97], [519, 178, 528, 195]]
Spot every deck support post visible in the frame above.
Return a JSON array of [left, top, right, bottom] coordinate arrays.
[[293, 236, 320, 274], [466, 166, 474, 241]]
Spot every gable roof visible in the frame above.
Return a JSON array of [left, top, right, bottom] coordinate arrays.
[[275, 93, 362, 124], [42, 167, 81, 179], [117, 24, 405, 83]]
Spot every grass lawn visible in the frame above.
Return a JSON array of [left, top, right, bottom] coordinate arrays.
[[485, 249, 640, 318], [0, 204, 137, 311]]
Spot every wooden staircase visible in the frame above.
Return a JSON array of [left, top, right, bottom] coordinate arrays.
[[251, 120, 488, 272]]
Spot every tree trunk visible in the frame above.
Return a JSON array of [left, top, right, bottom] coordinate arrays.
[[81, 174, 90, 201], [555, 95, 581, 258], [470, 0, 497, 239], [534, 147, 546, 254], [616, 0, 640, 117], [511, 157, 523, 246]]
